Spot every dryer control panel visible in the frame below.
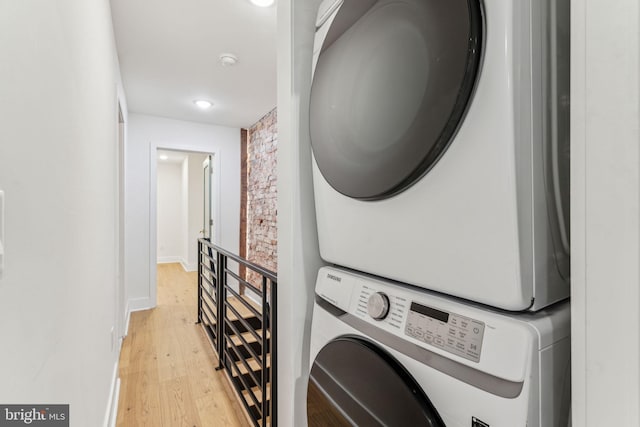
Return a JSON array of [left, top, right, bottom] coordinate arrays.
[[355, 284, 408, 330], [405, 302, 485, 363]]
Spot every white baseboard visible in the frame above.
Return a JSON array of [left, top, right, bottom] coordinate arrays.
[[108, 295, 157, 426], [157, 256, 182, 264], [127, 297, 155, 312], [108, 297, 151, 426], [124, 301, 131, 338], [180, 259, 198, 272], [103, 362, 121, 427]]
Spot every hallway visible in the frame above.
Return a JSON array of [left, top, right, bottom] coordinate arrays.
[[117, 263, 249, 427]]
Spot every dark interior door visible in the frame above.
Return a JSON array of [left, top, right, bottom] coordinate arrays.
[[307, 336, 445, 427], [310, 0, 483, 200]]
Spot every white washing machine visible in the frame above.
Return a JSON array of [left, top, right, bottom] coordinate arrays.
[[306, 267, 571, 426], [309, 0, 571, 310]]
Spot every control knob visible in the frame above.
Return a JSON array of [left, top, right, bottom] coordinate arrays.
[[367, 292, 390, 320]]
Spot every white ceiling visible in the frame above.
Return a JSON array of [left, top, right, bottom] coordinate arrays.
[[110, 0, 277, 129]]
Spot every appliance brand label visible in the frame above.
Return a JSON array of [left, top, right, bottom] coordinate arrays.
[[326, 273, 342, 282], [317, 268, 353, 312]]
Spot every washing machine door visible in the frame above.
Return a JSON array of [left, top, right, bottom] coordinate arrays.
[[307, 336, 444, 427], [310, 0, 483, 200]]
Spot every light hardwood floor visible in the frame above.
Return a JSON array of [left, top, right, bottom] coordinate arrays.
[[116, 263, 250, 427]]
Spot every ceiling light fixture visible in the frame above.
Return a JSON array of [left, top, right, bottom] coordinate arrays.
[[159, 154, 169, 160], [219, 53, 238, 67], [193, 99, 213, 109], [250, 0, 274, 7]]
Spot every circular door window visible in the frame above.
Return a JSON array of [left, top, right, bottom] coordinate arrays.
[[310, 0, 483, 200], [307, 336, 445, 426]]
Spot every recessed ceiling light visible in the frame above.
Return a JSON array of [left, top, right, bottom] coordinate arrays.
[[193, 100, 213, 109], [219, 53, 238, 67], [159, 155, 169, 160], [250, 0, 274, 7]]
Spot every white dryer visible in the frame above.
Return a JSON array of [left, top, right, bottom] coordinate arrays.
[[306, 267, 571, 426], [309, 0, 571, 310]]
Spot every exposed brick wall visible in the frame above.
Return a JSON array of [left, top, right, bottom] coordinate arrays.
[[246, 108, 277, 290]]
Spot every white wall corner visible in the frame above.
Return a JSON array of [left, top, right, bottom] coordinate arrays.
[[127, 297, 155, 313], [123, 301, 131, 338], [277, 0, 326, 426], [180, 259, 197, 272]]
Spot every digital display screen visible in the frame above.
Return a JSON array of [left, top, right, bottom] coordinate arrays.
[[410, 302, 449, 323]]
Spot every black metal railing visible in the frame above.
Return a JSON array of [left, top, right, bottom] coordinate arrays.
[[197, 238, 277, 427]]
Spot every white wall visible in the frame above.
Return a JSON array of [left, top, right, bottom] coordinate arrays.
[[277, 1, 325, 425], [157, 162, 184, 262], [186, 153, 207, 271], [0, 0, 124, 425], [125, 114, 240, 310], [571, 0, 640, 425]]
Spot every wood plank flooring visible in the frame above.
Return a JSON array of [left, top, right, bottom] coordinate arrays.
[[116, 263, 249, 427]]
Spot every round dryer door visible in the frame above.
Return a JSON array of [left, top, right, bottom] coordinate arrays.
[[310, 0, 483, 200], [307, 336, 444, 427]]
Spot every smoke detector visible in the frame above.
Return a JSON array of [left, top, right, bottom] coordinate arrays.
[[219, 53, 238, 67]]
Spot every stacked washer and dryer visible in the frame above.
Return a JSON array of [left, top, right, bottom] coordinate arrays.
[[305, 0, 571, 426]]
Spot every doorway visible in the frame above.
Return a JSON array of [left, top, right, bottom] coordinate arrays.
[[150, 147, 220, 306]]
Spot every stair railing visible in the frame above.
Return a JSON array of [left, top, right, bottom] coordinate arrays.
[[197, 238, 277, 427]]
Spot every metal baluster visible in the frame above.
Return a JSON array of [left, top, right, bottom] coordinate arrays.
[[270, 278, 277, 426], [196, 240, 202, 325], [261, 275, 268, 423], [215, 250, 223, 370]]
